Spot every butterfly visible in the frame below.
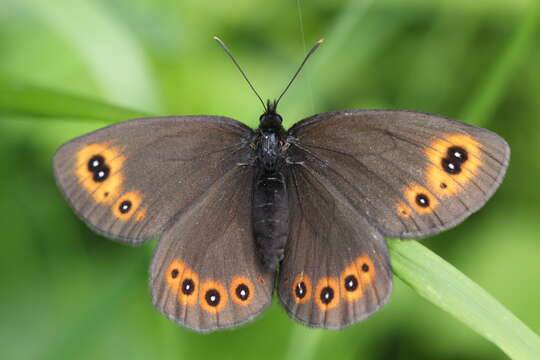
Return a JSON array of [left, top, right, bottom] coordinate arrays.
[[53, 38, 510, 332]]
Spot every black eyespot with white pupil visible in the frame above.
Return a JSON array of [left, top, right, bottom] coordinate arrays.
[[441, 146, 468, 174], [448, 146, 468, 162], [235, 284, 250, 301], [182, 279, 195, 295], [88, 155, 105, 171], [88, 155, 110, 182], [119, 200, 132, 214], [344, 275, 358, 291], [171, 269, 179, 279], [442, 158, 461, 174], [295, 281, 307, 299], [320, 286, 335, 305], [415, 193, 430, 208], [205, 289, 221, 307]]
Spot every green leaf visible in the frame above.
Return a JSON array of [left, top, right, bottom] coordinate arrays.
[[390, 240, 540, 360], [0, 80, 149, 122]]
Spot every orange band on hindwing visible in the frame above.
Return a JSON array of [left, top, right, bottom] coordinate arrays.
[[314, 277, 340, 311], [291, 274, 312, 304], [200, 280, 228, 314]]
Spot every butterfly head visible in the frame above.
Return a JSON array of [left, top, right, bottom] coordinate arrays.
[[259, 99, 283, 130]]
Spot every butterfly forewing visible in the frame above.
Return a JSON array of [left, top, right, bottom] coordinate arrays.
[[53, 116, 253, 244], [288, 110, 510, 238]]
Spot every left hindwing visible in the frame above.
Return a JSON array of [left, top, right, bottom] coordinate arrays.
[[287, 110, 510, 238]]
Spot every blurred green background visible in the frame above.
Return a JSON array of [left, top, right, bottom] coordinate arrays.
[[1, 0, 539, 359]]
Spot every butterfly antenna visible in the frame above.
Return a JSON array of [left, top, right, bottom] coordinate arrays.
[[275, 38, 324, 106], [213, 36, 267, 111]]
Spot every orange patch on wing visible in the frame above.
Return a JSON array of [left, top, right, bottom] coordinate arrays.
[[404, 183, 439, 215], [165, 259, 185, 293], [425, 165, 460, 197], [135, 207, 147, 222], [112, 191, 143, 221], [396, 201, 412, 218], [340, 262, 363, 302], [314, 277, 340, 311], [355, 255, 376, 287], [424, 134, 483, 194], [200, 280, 228, 314], [292, 274, 312, 304], [74, 143, 125, 203], [177, 266, 199, 306], [230, 276, 254, 306]]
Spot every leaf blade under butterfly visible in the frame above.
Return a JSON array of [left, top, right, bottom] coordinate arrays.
[[389, 239, 540, 360], [285, 241, 540, 360]]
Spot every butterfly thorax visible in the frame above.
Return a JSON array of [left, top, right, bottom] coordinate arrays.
[[251, 101, 290, 271]]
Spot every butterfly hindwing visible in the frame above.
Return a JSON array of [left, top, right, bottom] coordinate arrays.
[[278, 165, 392, 329], [150, 165, 274, 332], [288, 110, 510, 238], [53, 116, 252, 244]]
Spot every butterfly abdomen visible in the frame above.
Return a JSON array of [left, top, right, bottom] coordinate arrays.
[[252, 170, 289, 271]]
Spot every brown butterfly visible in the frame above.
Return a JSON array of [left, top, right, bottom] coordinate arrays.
[[53, 38, 509, 332]]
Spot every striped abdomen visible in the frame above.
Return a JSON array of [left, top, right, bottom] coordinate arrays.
[[252, 170, 289, 271]]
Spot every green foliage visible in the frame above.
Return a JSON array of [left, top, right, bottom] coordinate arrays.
[[1, 0, 540, 359]]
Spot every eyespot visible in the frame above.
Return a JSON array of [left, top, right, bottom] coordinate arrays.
[[119, 200, 132, 214], [230, 276, 254, 306], [441, 158, 461, 174], [165, 259, 199, 306], [75, 143, 125, 203], [415, 193, 430, 208], [355, 255, 376, 286], [182, 278, 195, 295], [112, 191, 143, 221], [165, 259, 186, 292], [314, 277, 339, 311], [448, 145, 468, 162], [178, 267, 199, 306], [200, 280, 227, 314], [424, 134, 482, 194], [292, 274, 312, 304], [340, 263, 363, 302], [404, 184, 439, 215]]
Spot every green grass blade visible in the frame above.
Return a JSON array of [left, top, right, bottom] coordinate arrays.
[[390, 239, 540, 360], [462, 1, 540, 126], [0, 80, 149, 122]]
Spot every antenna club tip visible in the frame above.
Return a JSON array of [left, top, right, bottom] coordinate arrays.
[[317, 39, 325, 44]]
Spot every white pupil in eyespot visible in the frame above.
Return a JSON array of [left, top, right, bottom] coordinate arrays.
[[454, 151, 462, 158], [92, 160, 99, 167], [210, 295, 216, 302], [98, 170, 105, 177]]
